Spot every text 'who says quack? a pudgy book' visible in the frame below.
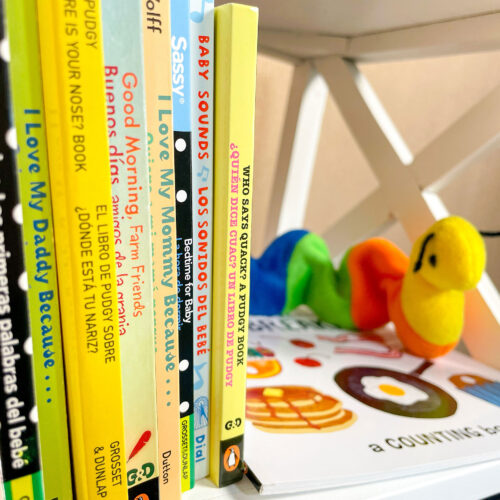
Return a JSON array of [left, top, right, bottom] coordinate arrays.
[[245, 315, 500, 495], [209, 3, 258, 488], [37, 1, 127, 497]]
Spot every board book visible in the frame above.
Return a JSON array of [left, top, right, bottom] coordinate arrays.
[[37, 1, 127, 497], [189, 0, 214, 480], [171, 0, 196, 490], [102, 1, 160, 498], [0, 3, 42, 497], [5, 0, 73, 497], [245, 315, 500, 495], [141, 0, 181, 498], [209, 3, 258, 488]]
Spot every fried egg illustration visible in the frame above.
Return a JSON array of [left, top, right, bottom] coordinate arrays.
[[361, 376, 429, 405]]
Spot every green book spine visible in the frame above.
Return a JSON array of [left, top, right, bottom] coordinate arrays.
[[5, 1, 73, 498]]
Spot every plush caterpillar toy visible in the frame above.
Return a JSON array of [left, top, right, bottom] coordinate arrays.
[[250, 216, 486, 358]]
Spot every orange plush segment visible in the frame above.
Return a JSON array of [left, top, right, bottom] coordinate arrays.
[[384, 279, 457, 358], [348, 238, 409, 330]]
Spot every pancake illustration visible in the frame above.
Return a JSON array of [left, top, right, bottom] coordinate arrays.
[[449, 374, 500, 407], [246, 386, 357, 433], [335, 361, 457, 418]]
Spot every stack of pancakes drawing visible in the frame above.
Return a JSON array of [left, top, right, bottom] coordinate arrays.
[[246, 386, 356, 433]]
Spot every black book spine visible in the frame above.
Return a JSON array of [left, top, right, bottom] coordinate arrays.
[[174, 129, 195, 486]]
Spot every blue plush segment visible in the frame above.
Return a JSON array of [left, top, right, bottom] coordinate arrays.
[[250, 230, 309, 315]]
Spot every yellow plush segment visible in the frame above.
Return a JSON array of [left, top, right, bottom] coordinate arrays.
[[409, 216, 485, 291], [401, 274, 464, 345], [402, 216, 485, 346]]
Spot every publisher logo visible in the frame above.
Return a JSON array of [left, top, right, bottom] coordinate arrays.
[[223, 445, 240, 473]]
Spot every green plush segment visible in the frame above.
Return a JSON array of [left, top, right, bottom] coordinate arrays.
[[284, 233, 355, 329]]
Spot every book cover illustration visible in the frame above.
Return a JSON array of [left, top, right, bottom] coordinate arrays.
[[102, 1, 159, 498], [449, 374, 500, 407], [209, 3, 258, 488], [189, 0, 214, 480], [246, 386, 356, 433], [171, 0, 195, 490], [335, 361, 457, 419], [245, 315, 500, 495], [5, 0, 73, 497], [142, 0, 182, 497], [0, 3, 42, 497]]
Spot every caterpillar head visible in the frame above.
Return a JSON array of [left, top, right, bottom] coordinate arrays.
[[409, 216, 485, 291]]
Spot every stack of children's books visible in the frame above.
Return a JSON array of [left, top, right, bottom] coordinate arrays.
[[0, 0, 257, 498]]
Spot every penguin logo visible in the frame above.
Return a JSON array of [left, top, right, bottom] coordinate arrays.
[[223, 445, 240, 472]]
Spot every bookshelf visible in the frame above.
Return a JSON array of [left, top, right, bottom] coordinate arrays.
[[187, 459, 500, 499], [196, 1, 500, 497]]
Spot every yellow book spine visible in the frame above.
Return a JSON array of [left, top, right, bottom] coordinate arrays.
[[142, 1, 181, 498], [36, 1, 127, 498], [210, 3, 258, 488]]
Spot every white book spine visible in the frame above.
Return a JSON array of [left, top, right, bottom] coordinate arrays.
[[190, 0, 214, 480]]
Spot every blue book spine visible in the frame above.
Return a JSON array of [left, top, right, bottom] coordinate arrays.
[[189, 0, 213, 480], [171, 0, 195, 490]]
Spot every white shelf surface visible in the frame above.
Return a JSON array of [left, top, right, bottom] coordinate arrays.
[[217, 0, 500, 37], [216, 0, 500, 61], [186, 459, 500, 499]]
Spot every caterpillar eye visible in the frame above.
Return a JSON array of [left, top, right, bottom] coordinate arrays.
[[413, 232, 435, 273], [429, 254, 437, 267]]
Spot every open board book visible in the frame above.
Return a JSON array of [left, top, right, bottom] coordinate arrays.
[[244, 315, 500, 495]]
